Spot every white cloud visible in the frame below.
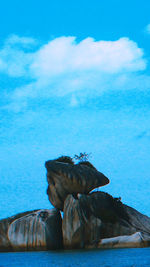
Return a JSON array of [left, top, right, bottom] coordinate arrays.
[[0, 49, 33, 77], [0, 35, 148, 111], [0, 35, 36, 77], [30, 36, 145, 77]]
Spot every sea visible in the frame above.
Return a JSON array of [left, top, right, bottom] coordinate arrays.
[[0, 248, 150, 267]]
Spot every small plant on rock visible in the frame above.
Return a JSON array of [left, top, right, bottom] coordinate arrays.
[[73, 152, 91, 162], [73, 152, 96, 170]]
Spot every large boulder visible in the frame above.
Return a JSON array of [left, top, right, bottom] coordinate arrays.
[[45, 159, 109, 210], [0, 209, 63, 252], [62, 194, 101, 249], [97, 232, 150, 249], [0, 210, 38, 252], [62, 192, 150, 249]]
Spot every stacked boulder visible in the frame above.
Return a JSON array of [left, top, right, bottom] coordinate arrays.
[[46, 157, 150, 249], [0, 156, 150, 252], [45, 157, 109, 210]]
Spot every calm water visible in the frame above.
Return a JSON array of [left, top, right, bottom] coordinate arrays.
[[0, 248, 150, 267]]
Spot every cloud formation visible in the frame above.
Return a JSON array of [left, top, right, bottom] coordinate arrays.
[[0, 35, 148, 111], [0, 34, 36, 77], [30, 37, 146, 75]]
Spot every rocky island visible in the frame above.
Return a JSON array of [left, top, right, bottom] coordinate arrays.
[[0, 156, 150, 252]]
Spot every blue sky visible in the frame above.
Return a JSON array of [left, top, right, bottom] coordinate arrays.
[[0, 0, 150, 219]]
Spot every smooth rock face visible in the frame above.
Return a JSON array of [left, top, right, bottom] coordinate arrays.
[[62, 194, 102, 249], [0, 209, 63, 252], [62, 192, 150, 249], [45, 160, 109, 210], [124, 205, 150, 234], [98, 232, 150, 249], [0, 210, 38, 252]]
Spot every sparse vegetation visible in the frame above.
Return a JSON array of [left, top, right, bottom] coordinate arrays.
[[54, 153, 96, 170], [73, 152, 97, 170], [55, 156, 74, 165], [73, 152, 91, 162]]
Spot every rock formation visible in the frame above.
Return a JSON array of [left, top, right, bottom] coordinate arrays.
[[97, 232, 150, 249], [62, 192, 150, 249], [0, 155, 150, 251], [0, 209, 63, 252], [45, 158, 109, 210], [62, 194, 102, 249]]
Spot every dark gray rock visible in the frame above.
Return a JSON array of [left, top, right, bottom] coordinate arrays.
[[45, 160, 109, 210]]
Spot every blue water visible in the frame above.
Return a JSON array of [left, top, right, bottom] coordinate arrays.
[[0, 248, 150, 267]]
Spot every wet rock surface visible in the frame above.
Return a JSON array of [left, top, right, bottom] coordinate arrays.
[[0, 209, 63, 252], [0, 210, 38, 252]]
